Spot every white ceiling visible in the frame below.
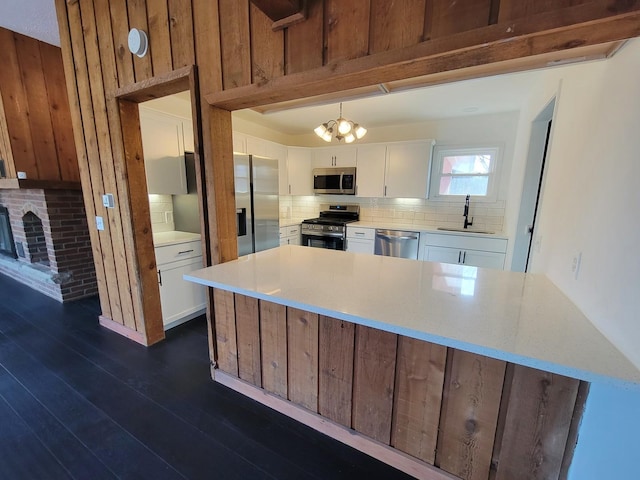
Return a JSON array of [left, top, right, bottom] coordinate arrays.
[[234, 71, 542, 136], [0, 0, 59, 46]]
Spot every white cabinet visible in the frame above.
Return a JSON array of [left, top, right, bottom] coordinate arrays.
[[144, 156, 187, 195], [267, 143, 289, 196], [155, 240, 206, 329], [286, 147, 313, 195], [355, 144, 386, 197], [182, 119, 194, 152], [346, 226, 375, 254], [233, 131, 247, 153], [355, 140, 434, 198], [140, 107, 188, 194], [422, 233, 507, 270], [384, 140, 434, 198], [280, 225, 301, 245], [312, 146, 357, 168], [246, 135, 269, 157]]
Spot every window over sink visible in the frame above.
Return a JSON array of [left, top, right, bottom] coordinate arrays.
[[429, 145, 500, 201]]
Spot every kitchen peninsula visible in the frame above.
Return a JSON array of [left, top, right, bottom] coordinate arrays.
[[185, 246, 640, 480]]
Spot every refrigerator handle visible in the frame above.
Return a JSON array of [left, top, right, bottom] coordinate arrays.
[[236, 208, 247, 237]]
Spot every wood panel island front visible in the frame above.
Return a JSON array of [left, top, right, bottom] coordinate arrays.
[[185, 245, 640, 480]]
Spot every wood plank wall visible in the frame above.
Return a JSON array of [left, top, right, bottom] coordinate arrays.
[[53, 0, 640, 345], [214, 290, 586, 480], [0, 27, 79, 183]]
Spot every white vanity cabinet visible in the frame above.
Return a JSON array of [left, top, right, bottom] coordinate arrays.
[[280, 225, 301, 246], [155, 239, 206, 330], [312, 146, 357, 168], [422, 233, 508, 270], [346, 226, 375, 254]]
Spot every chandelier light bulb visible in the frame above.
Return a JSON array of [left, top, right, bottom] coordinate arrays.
[[337, 119, 352, 135], [354, 125, 367, 139], [314, 124, 328, 137], [313, 102, 365, 143]]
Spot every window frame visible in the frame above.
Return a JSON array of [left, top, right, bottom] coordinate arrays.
[[428, 145, 501, 202]]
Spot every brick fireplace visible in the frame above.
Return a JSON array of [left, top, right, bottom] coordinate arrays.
[[0, 188, 97, 302]]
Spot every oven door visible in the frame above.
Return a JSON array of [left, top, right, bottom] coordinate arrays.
[[301, 232, 345, 250]]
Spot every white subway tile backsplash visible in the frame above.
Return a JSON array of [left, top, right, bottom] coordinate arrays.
[[149, 194, 175, 233], [281, 195, 506, 233]]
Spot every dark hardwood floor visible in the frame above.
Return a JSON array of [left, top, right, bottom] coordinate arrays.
[[0, 273, 411, 480]]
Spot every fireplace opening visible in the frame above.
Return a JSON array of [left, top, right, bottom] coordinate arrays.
[[22, 211, 50, 266], [0, 205, 17, 259]]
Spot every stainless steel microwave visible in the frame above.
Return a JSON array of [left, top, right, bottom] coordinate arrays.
[[313, 167, 356, 195]]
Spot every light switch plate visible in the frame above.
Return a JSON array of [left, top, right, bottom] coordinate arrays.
[[96, 216, 105, 231], [102, 193, 115, 208]]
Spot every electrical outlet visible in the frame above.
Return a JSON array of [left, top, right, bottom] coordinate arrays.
[[165, 211, 173, 223], [96, 216, 105, 231], [571, 251, 582, 280]]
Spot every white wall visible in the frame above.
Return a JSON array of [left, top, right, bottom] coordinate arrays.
[[527, 41, 640, 369], [507, 39, 640, 479]]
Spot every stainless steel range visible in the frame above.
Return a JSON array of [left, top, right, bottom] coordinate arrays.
[[301, 204, 360, 250]]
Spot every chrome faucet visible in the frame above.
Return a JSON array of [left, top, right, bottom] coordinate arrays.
[[463, 194, 473, 229]]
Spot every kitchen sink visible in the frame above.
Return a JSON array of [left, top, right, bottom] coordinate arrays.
[[437, 227, 495, 234]]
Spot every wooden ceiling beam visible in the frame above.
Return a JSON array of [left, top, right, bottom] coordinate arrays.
[[206, 8, 640, 111]]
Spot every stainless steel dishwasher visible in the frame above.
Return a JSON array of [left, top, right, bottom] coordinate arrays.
[[374, 229, 420, 259]]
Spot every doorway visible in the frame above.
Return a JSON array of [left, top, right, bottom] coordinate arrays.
[[138, 92, 207, 331], [511, 98, 556, 272], [116, 66, 210, 344]]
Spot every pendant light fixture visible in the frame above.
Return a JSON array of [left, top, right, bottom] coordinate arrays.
[[314, 103, 367, 143]]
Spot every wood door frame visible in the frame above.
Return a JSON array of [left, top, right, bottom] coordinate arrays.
[[115, 65, 211, 346]]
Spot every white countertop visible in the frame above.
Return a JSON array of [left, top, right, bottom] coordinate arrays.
[[350, 221, 509, 239], [153, 231, 201, 247], [185, 245, 640, 388]]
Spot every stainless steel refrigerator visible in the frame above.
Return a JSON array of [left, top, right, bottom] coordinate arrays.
[[234, 154, 280, 256]]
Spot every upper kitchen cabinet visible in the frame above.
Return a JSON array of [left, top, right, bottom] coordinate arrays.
[[384, 140, 435, 198], [286, 147, 312, 195], [139, 107, 188, 195], [355, 144, 387, 197], [312, 146, 357, 168], [0, 28, 79, 187], [269, 143, 289, 196], [355, 140, 435, 198], [242, 134, 289, 195], [233, 131, 247, 154], [182, 120, 194, 153]]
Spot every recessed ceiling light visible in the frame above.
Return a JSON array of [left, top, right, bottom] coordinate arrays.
[[462, 106, 479, 113]]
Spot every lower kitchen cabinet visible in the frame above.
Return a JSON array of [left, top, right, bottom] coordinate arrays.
[[155, 239, 206, 329], [280, 224, 301, 245], [422, 233, 507, 270], [346, 226, 375, 254]]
